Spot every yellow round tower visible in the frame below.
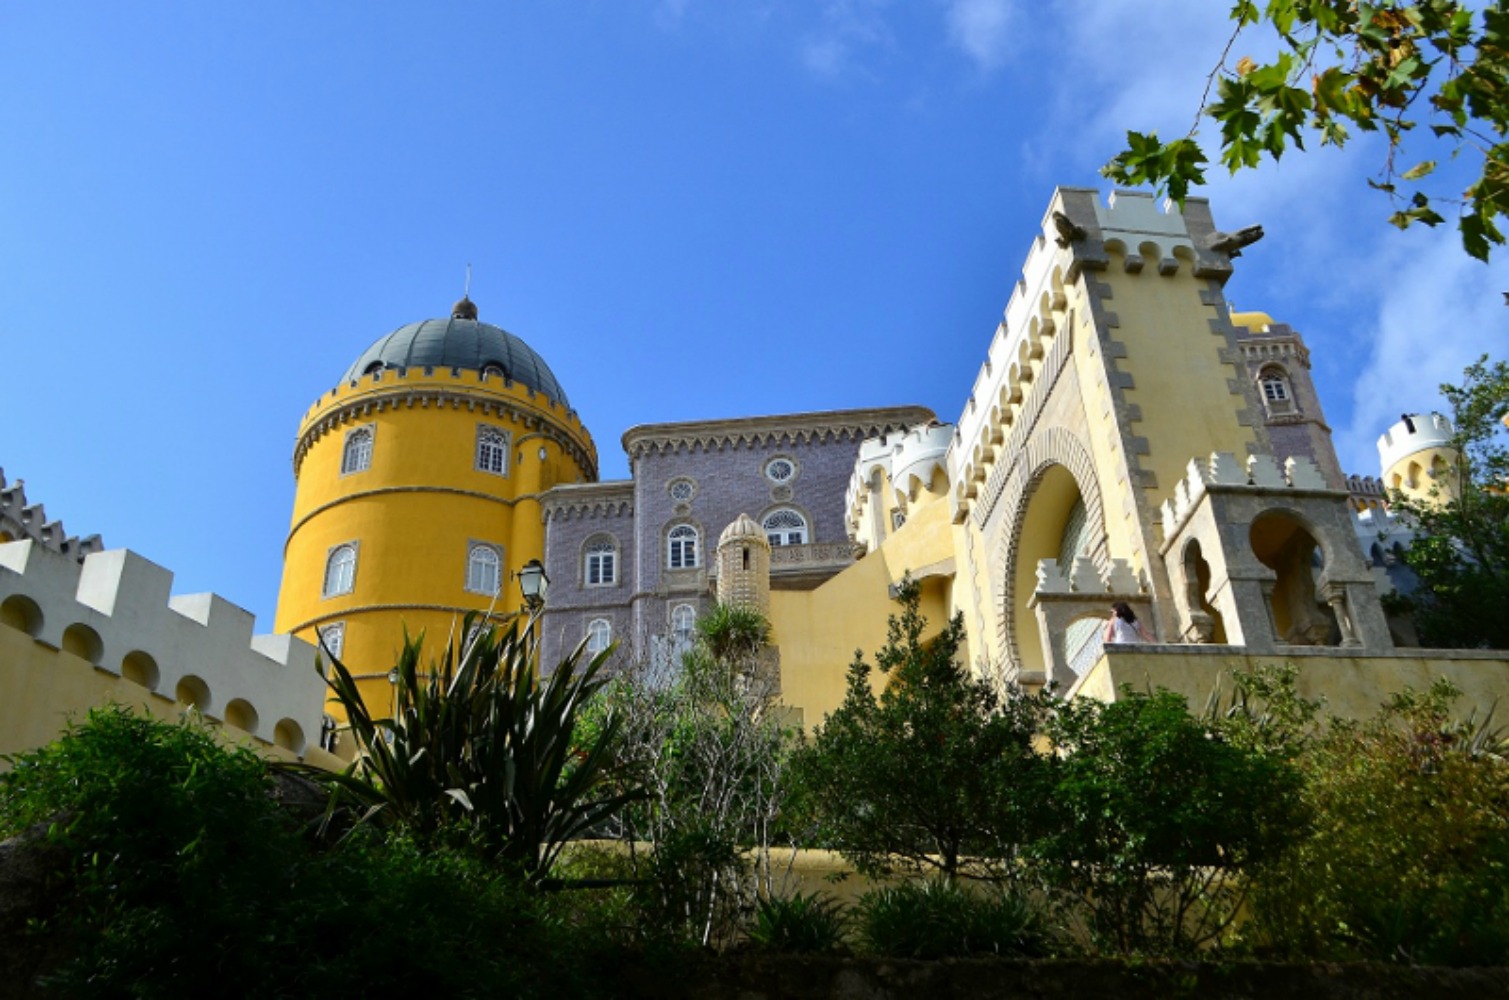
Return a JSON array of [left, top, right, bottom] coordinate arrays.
[[274, 298, 597, 722]]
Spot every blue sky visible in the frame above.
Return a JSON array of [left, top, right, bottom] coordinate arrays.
[[2, 2, 1504, 630]]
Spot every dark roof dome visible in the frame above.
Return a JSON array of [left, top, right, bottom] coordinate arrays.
[[343, 307, 570, 406]]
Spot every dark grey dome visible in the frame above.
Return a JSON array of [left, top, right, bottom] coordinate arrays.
[[343, 316, 570, 406]]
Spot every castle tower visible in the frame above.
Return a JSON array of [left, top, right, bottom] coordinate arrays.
[[716, 513, 771, 614], [274, 298, 597, 718], [1230, 311, 1348, 490], [1378, 412, 1459, 505]]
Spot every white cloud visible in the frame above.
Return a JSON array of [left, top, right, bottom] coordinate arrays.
[[798, 0, 894, 79], [945, 0, 1014, 73], [1334, 231, 1509, 476]]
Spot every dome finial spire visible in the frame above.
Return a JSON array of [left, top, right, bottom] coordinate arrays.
[[452, 263, 478, 320]]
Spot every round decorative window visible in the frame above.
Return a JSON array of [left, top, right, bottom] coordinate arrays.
[[764, 457, 796, 484], [668, 478, 696, 503]]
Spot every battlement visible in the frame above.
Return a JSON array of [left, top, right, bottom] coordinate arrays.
[[1158, 452, 1334, 543], [0, 539, 325, 754], [293, 365, 599, 479], [846, 422, 952, 529], [1378, 412, 1455, 473], [0, 469, 104, 562]]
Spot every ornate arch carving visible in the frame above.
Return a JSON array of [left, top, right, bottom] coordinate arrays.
[[989, 426, 1107, 673]]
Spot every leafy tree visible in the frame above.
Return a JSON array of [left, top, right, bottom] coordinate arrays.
[[1250, 680, 1509, 964], [597, 602, 798, 947], [304, 612, 641, 881], [1387, 356, 1509, 648], [792, 578, 1055, 883], [1104, 1, 1508, 260], [1036, 688, 1305, 955]]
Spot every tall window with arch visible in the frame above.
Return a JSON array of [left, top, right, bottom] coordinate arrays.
[[341, 426, 373, 475], [323, 544, 357, 598], [466, 543, 502, 595], [475, 426, 509, 475], [763, 508, 808, 546], [317, 622, 345, 661], [585, 618, 612, 657], [667, 524, 699, 569], [584, 535, 617, 586], [671, 603, 697, 654]]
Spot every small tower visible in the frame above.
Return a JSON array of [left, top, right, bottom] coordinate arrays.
[[1378, 412, 1459, 505], [717, 514, 771, 613]]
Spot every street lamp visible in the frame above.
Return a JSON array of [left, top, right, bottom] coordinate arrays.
[[517, 558, 549, 612]]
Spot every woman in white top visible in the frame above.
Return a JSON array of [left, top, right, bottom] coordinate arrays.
[[1103, 601, 1154, 644]]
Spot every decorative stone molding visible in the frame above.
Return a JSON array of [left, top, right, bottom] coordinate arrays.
[[1157, 452, 1393, 654], [623, 406, 935, 463], [541, 481, 635, 522], [293, 370, 597, 479]]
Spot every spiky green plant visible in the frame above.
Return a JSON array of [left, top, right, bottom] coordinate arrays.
[[748, 891, 848, 954], [300, 612, 642, 881]]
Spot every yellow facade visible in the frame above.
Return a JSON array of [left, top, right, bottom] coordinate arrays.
[[275, 324, 597, 719]]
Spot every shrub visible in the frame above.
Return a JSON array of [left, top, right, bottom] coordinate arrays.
[[855, 879, 1053, 959], [1249, 681, 1509, 965], [1035, 688, 1305, 956], [749, 891, 848, 954]]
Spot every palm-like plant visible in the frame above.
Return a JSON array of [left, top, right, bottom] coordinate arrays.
[[302, 613, 640, 882]]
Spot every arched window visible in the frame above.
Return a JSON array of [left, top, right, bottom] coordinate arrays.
[[324, 544, 357, 597], [763, 509, 808, 546], [667, 524, 700, 569], [584, 536, 617, 586], [467, 544, 501, 595], [318, 622, 345, 661], [475, 426, 509, 475], [671, 604, 697, 652], [585, 618, 612, 657], [341, 427, 373, 475], [1258, 367, 1294, 413]]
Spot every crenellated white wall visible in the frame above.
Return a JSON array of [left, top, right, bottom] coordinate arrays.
[[0, 539, 325, 754]]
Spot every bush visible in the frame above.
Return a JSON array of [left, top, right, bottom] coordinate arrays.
[[855, 880, 1054, 959], [748, 891, 848, 954], [0, 707, 610, 998], [1250, 681, 1509, 965], [1035, 688, 1305, 956]]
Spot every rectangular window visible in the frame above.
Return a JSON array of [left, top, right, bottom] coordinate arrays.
[[475, 425, 510, 476]]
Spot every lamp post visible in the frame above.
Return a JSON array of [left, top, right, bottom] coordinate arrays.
[[517, 558, 549, 613]]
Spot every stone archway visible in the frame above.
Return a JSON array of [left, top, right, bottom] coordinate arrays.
[[990, 427, 1106, 677]]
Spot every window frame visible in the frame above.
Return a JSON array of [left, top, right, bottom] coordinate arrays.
[[667, 523, 700, 570], [323, 543, 358, 598], [317, 621, 345, 661], [761, 508, 809, 547], [585, 618, 612, 657], [583, 534, 618, 587], [475, 424, 511, 476], [763, 455, 798, 484], [465, 542, 503, 596], [670, 603, 697, 653], [341, 425, 375, 476]]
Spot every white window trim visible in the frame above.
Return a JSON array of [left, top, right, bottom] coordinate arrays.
[[668, 478, 698, 503], [475, 424, 511, 476], [583, 535, 618, 587], [465, 542, 503, 596], [667, 523, 701, 570], [317, 621, 346, 661], [764, 455, 799, 484], [761, 507, 809, 547], [323, 542, 359, 599], [341, 424, 375, 476], [585, 618, 612, 657]]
